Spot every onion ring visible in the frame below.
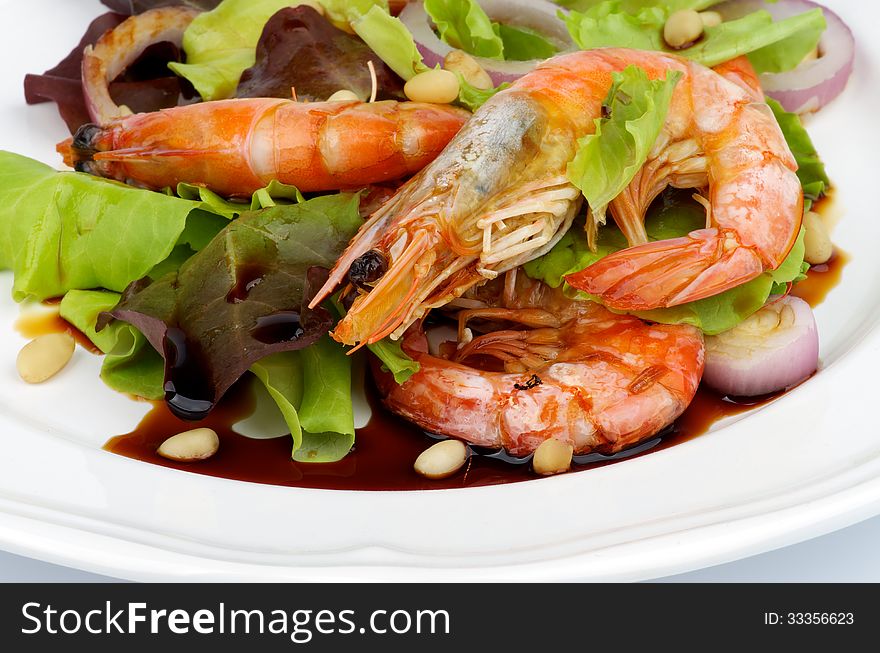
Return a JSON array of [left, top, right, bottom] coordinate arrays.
[[82, 6, 199, 125]]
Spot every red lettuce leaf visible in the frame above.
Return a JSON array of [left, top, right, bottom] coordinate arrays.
[[100, 194, 364, 420], [236, 6, 405, 102], [100, 0, 220, 14], [24, 12, 191, 134]]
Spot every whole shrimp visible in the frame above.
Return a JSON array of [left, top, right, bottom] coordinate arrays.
[[60, 99, 470, 196], [56, 10, 469, 196], [313, 49, 802, 346], [374, 274, 705, 456]]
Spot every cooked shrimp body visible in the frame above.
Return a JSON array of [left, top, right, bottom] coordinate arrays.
[[375, 276, 705, 456], [567, 54, 803, 310], [314, 49, 802, 346], [58, 99, 469, 196]]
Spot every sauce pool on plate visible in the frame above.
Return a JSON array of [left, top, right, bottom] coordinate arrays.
[[15, 307, 102, 355], [101, 382, 780, 491]]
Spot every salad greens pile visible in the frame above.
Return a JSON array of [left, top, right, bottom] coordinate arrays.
[[562, 1, 825, 71], [6, 0, 832, 463]]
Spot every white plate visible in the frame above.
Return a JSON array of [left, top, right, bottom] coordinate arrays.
[[0, 0, 878, 582]]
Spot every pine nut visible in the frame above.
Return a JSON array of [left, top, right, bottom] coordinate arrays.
[[414, 439, 468, 479], [664, 10, 704, 49], [327, 89, 360, 102], [16, 333, 75, 384], [158, 428, 220, 462], [803, 211, 833, 265], [533, 438, 573, 476], [699, 11, 723, 28], [404, 69, 460, 104], [443, 50, 493, 91]]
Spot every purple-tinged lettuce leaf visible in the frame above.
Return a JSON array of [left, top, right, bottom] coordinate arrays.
[[236, 6, 404, 102], [101, 194, 363, 420]]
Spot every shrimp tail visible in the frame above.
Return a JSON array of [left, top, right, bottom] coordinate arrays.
[[566, 228, 765, 310]]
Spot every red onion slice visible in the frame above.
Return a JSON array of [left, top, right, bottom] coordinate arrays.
[[399, 0, 574, 86], [716, 0, 855, 113], [82, 6, 199, 125], [703, 296, 819, 397]]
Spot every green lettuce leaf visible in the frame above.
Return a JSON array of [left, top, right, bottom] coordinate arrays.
[[59, 290, 164, 399], [351, 5, 429, 80], [349, 5, 507, 111], [743, 12, 825, 74], [424, 0, 505, 60], [495, 23, 558, 61], [563, 2, 666, 51], [564, 1, 825, 72], [295, 336, 355, 461], [320, 0, 387, 28], [567, 65, 682, 230], [0, 152, 225, 302], [524, 190, 807, 335], [251, 342, 355, 463], [454, 75, 508, 111], [686, 9, 825, 71], [168, 0, 311, 101], [175, 179, 304, 217], [297, 335, 354, 437], [250, 353, 304, 443], [0, 152, 303, 304], [253, 342, 356, 463], [767, 97, 829, 202], [422, 0, 557, 62], [367, 337, 420, 384]]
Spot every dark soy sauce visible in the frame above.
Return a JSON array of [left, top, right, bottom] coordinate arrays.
[[225, 263, 265, 304], [162, 327, 215, 421], [15, 308, 102, 355], [792, 248, 849, 308], [791, 190, 849, 309], [250, 311, 305, 344], [104, 382, 781, 491]]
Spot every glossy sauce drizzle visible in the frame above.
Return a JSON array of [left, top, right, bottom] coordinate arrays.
[[15, 308, 102, 354], [792, 248, 849, 308], [103, 382, 780, 491]]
